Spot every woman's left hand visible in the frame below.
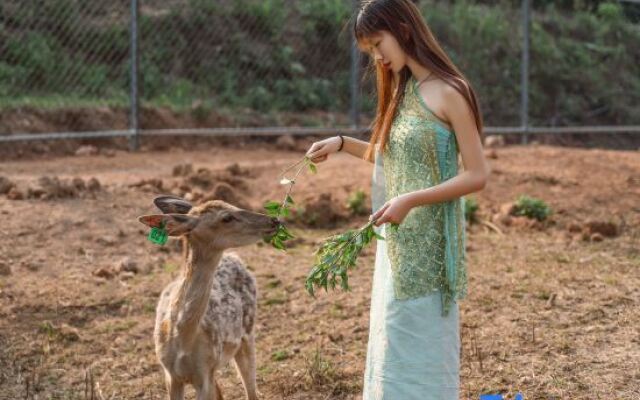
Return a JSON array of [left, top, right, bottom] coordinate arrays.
[[370, 194, 414, 227]]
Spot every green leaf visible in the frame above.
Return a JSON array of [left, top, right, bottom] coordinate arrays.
[[308, 162, 317, 174], [264, 200, 281, 210]]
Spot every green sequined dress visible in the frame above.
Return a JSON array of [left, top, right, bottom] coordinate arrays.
[[363, 75, 467, 399]]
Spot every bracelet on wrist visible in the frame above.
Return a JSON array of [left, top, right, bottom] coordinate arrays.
[[338, 134, 345, 152]]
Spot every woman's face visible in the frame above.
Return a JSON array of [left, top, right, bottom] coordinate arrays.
[[361, 30, 407, 73]]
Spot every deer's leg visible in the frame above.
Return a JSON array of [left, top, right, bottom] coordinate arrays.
[[233, 334, 258, 400], [165, 372, 184, 400], [195, 375, 222, 400]]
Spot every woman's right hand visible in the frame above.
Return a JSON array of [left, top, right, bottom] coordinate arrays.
[[305, 136, 342, 163]]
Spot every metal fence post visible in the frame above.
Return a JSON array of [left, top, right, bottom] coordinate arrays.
[[521, 0, 530, 145], [350, 0, 361, 133], [129, 0, 140, 151]]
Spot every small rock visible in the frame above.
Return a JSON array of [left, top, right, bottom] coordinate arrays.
[[172, 163, 194, 177], [328, 333, 344, 342], [499, 202, 517, 216], [92, 267, 115, 279], [583, 220, 619, 238], [71, 177, 86, 191], [492, 212, 512, 226], [7, 187, 24, 200], [226, 163, 250, 177], [567, 222, 582, 233], [96, 236, 117, 246], [0, 262, 11, 276], [59, 324, 81, 342], [20, 260, 42, 271], [0, 176, 15, 195], [87, 178, 101, 191], [140, 183, 160, 193], [484, 148, 498, 159], [129, 178, 161, 191], [115, 257, 139, 274], [75, 145, 98, 156], [119, 271, 136, 281], [590, 232, 604, 242], [485, 135, 505, 148], [275, 135, 296, 150], [510, 216, 536, 229]]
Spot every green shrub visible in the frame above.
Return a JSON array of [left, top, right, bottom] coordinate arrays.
[[464, 196, 479, 224], [513, 195, 552, 221], [1, 0, 638, 124], [346, 189, 368, 216]]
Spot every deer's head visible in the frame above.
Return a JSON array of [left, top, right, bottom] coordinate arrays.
[[139, 195, 279, 250]]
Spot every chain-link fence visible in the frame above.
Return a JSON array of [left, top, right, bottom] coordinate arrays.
[[1, 0, 639, 148]]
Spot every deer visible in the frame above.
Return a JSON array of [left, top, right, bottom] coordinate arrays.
[[138, 195, 279, 400]]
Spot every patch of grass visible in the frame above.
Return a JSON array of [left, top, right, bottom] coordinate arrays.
[[39, 321, 58, 340], [263, 292, 288, 306], [464, 196, 479, 223], [328, 303, 347, 320], [304, 347, 337, 387], [535, 290, 552, 300], [98, 319, 138, 334], [513, 195, 552, 221], [257, 364, 273, 376], [271, 350, 290, 362], [266, 279, 282, 289], [346, 189, 368, 216]]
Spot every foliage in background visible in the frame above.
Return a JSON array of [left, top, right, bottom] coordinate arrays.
[[0, 0, 638, 126], [464, 196, 479, 224], [346, 189, 369, 216], [513, 194, 552, 221]]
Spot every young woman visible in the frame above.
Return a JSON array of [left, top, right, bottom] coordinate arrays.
[[305, 0, 490, 398]]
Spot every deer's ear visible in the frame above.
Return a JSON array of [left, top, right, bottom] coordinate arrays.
[[138, 214, 198, 236], [153, 195, 193, 214]]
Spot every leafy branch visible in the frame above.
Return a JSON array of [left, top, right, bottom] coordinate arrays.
[[263, 156, 317, 250], [305, 219, 399, 296]]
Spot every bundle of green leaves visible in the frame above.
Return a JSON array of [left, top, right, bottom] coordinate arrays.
[[305, 220, 399, 296]]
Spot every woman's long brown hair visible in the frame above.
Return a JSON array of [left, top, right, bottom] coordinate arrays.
[[354, 0, 484, 162]]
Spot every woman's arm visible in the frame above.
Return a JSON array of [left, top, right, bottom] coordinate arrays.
[[341, 135, 372, 161], [306, 135, 373, 164], [404, 85, 490, 207]]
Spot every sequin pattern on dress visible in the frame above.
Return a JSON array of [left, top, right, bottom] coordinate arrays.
[[381, 76, 467, 316]]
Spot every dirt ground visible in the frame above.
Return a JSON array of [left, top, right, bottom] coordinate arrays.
[[0, 141, 638, 399]]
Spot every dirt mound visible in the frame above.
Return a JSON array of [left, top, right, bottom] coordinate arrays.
[[2, 176, 102, 200], [200, 182, 251, 210], [128, 178, 165, 193], [166, 164, 254, 208], [0, 176, 15, 194], [288, 193, 347, 229]]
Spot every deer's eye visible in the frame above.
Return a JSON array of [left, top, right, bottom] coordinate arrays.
[[222, 214, 235, 223]]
